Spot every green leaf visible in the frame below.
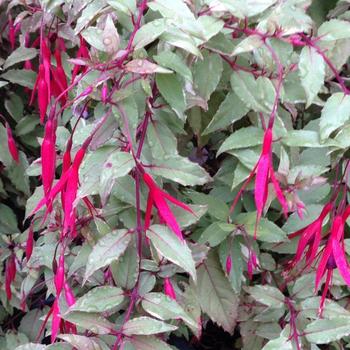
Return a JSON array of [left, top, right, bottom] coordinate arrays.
[[3, 47, 38, 70], [147, 225, 196, 281], [246, 285, 285, 308], [74, 0, 106, 34], [232, 35, 263, 56], [1, 69, 37, 88], [14, 345, 47, 350], [107, 0, 136, 14], [203, 92, 250, 134], [62, 312, 114, 335], [261, 335, 293, 350], [218, 127, 264, 155], [282, 130, 338, 148], [305, 317, 350, 344], [123, 317, 177, 336], [130, 336, 173, 350], [230, 71, 275, 113], [70, 286, 124, 313], [195, 251, 238, 334], [100, 151, 134, 202], [0, 203, 19, 234], [299, 46, 325, 107], [125, 59, 173, 74], [218, 0, 277, 18], [198, 222, 235, 247], [150, 155, 211, 186], [235, 212, 287, 243], [154, 51, 192, 82], [58, 334, 109, 350], [134, 19, 168, 50], [318, 19, 350, 41], [156, 74, 186, 120], [142, 292, 198, 331], [301, 297, 350, 319], [111, 238, 138, 290], [84, 229, 132, 282], [193, 51, 223, 101], [319, 92, 350, 140]]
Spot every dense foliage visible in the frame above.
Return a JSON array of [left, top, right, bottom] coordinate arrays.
[[2, 0, 350, 349]]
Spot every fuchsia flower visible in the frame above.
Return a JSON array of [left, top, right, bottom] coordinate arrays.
[[5, 254, 16, 300], [226, 255, 232, 275], [230, 127, 288, 239], [41, 118, 57, 201], [30, 39, 52, 123], [254, 128, 288, 237], [164, 277, 176, 300], [51, 49, 68, 106], [289, 204, 350, 313], [288, 203, 332, 270], [6, 123, 19, 163], [26, 226, 34, 261], [143, 172, 195, 240], [71, 36, 90, 83], [7, 16, 20, 50]]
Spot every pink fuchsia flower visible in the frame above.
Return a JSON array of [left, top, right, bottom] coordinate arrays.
[[142, 172, 195, 240], [164, 277, 176, 300], [5, 254, 16, 300], [71, 36, 90, 83], [226, 255, 232, 275], [6, 123, 19, 163], [229, 127, 288, 239], [287, 202, 332, 270], [41, 118, 57, 201], [254, 128, 288, 238]]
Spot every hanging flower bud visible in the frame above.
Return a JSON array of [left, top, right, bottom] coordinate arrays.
[[41, 118, 57, 200], [164, 278, 176, 300], [5, 254, 16, 300], [26, 226, 34, 261], [8, 16, 15, 49], [51, 299, 60, 343], [143, 172, 195, 240], [64, 282, 76, 307], [226, 255, 232, 275], [101, 82, 108, 103], [6, 123, 19, 163], [54, 253, 65, 296]]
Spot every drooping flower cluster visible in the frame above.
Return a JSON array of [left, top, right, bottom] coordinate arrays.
[[287, 203, 350, 312]]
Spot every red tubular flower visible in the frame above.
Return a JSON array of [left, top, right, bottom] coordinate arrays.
[[287, 203, 332, 270], [71, 36, 90, 83], [6, 123, 19, 163], [254, 128, 288, 238], [54, 253, 65, 295], [41, 39, 51, 105], [41, 118, 57, 201], [230, 127, 288, 240], [226, 255, 232, 275], [26, 226, 34, 261], [30, 65, 49, 123], [64, 281, 76, 307], [164, 277, 176, 300], [5, 254, 16, 300], [101, 82, 108, 103], [51, 299, 60, 343], [8, 16, 15, 49], [51, 49, 68, 105], [143, 172, 195, 240]]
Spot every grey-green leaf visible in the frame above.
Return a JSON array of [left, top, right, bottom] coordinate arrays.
[[319, 93, 350, 140], [147, 225, 196, 281], [123, 317, 177, 336], [195, 251, 238, 334], [84, 229, 132, 282], [70, 286, 124, 313]]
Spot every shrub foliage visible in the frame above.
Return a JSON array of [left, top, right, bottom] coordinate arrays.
[[1, 0, 350, 349]]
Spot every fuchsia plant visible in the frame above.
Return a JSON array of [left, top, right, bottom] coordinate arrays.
[[3, 0, 350, 349]]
